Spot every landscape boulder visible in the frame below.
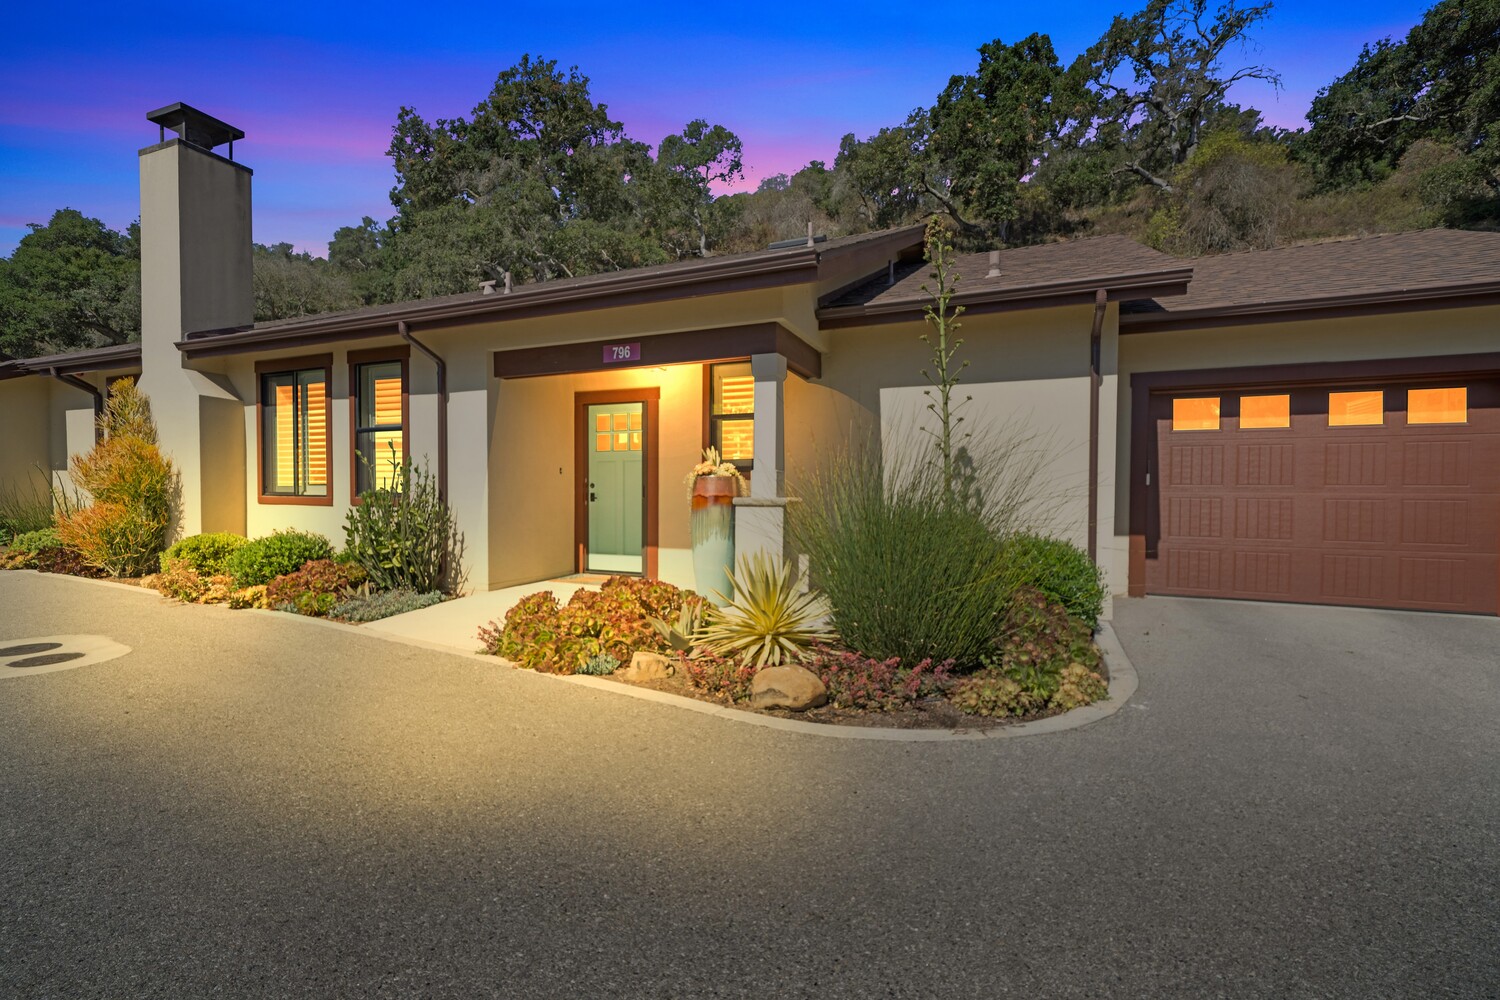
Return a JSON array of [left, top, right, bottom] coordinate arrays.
[[617, 651, 674, 682], [749, 664, 828, 711]]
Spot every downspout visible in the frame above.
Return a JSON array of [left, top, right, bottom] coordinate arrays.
[[49, 369, 104, 443], [397, 321, 447, 503], [1087, 289, 1107, 564]]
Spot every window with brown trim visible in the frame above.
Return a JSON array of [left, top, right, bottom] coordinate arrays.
[[257, 359, 331, 504], [352, 356, 407, 494], [1171, 396, 1221, 431], [708, 361, 754, 467]]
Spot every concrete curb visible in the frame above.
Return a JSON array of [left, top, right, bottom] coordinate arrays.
[[257, 605, 1142, 743], [12, 570, 1139, 743]]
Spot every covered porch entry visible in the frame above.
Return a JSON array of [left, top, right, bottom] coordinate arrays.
[[486, 323, 819, 593]]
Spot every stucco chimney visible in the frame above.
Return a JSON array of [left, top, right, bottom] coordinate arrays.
[[136, 103, 253, 538]]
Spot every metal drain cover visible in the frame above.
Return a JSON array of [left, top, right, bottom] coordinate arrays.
[[0, 642, 63, 657], [0, 636, 130, 677], [8, 651, 87, 668]]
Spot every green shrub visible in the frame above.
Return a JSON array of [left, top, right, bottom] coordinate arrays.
[[159, 532, 248, 575], [695, 553, 835, 667], [265, 559, 367, 616], [969, 586, 1105, 713], [1005, 533, 1105, 629], [1, 527, 82, 573], [225, 530, 334, 587], [993, 585, 1102, 676], [330, 587, 443, 622], [791, 444, 1026, 669], [477, 577, 701, 674], [55, 380, 175, 577], [10, 528, 61, 555], [344, 460, 458, 593]]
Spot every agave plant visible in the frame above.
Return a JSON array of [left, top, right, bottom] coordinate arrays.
[[695, 552, 836, 668], [647, 599, 707, 654]]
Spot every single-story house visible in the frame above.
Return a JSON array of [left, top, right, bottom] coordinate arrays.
[[3, 104, 1497, 615]]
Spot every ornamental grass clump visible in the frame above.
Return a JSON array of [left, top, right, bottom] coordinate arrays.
[[0, 470, 55, 542], [344, 460, 459, 594], [791, 440, 1047, 669], [55, 379, 175, 577], [694, 552, 835, 668]]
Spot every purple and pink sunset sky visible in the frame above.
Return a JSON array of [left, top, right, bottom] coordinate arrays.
[[1, 1, 1425, 258]]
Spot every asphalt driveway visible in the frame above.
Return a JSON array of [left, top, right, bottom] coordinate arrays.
[[2, 572, 1497, 998]]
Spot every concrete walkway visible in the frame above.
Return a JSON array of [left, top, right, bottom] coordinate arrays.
[[362, 578, 595, 650], [2, 572, 1497, 997]]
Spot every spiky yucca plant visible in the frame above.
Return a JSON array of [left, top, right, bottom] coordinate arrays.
[[695, 552, 835, 668]]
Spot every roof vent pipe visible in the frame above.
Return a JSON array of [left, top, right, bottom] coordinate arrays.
[[987, 250, 1001, 278], [503, 271, 513, 294], [479, 280, 498, 295], [807, 221, 815, 248]]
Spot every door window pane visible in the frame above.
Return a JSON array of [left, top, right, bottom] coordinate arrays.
[[1329, 390, 1383, 427], [1240, 394, 1290, 429], [1172, 396, 1221, 431], [1407, 387, 1466, 425]]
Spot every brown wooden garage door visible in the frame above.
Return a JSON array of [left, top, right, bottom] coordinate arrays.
[[1144, 377, 1500, 614]]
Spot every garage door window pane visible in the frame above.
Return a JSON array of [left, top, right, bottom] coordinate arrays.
[[1240, 394, 1290, 429], [1329, 390, 1383, 427], [1172, 396, 1220, 431], [1407, 387, 1467, 425]]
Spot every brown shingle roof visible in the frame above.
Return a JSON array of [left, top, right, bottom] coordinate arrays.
[[818, 235, 1193, 327], [1121, 229, 1500, 330], [180, 225, 926, 356]]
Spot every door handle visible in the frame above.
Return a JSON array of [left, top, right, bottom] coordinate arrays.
[[588, 481, 598, 503]]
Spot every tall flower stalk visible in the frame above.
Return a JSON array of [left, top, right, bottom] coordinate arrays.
[[919, 217, 972, 500]]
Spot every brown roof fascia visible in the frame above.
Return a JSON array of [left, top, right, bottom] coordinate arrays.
[[0, 344, 143, 379], [1120, 282, 1500, 333], [818, 269, 1194, 330]]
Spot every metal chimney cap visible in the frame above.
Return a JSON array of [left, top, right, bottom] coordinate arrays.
[[146, 103, 245, 151]]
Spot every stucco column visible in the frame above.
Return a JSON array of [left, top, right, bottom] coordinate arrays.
[[443, 343, 490, 594], [734, 353, 790, 564], [749, 352, 786, 498]]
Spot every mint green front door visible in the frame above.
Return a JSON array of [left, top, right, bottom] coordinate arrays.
[[586, 401, 645, 574]]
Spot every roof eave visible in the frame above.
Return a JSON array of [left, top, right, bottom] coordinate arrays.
[[178, 251, 829, 358], [1120, 281, 1500, 333], [817, 267, 1195, 330]]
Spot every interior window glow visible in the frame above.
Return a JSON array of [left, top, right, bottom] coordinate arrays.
[[1240, 394, 1290, 429], [1172, 396, 1221, 431], [1329, 390, 1383, 427], [1407, 387, 1466, 425]]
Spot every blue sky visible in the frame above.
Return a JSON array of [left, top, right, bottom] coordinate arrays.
[[0, 1, 1424, 257]]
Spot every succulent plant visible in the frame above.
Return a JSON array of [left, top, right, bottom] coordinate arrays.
[[577, 652, 621, 676], [694, 552, 836, 668]]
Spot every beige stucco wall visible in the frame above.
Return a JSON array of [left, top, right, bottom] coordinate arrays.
[[487, 363, 704, 591], [793, 304, 1115, 570], [1111, 302, 1500, 593], [0, 378, 53, 495]]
